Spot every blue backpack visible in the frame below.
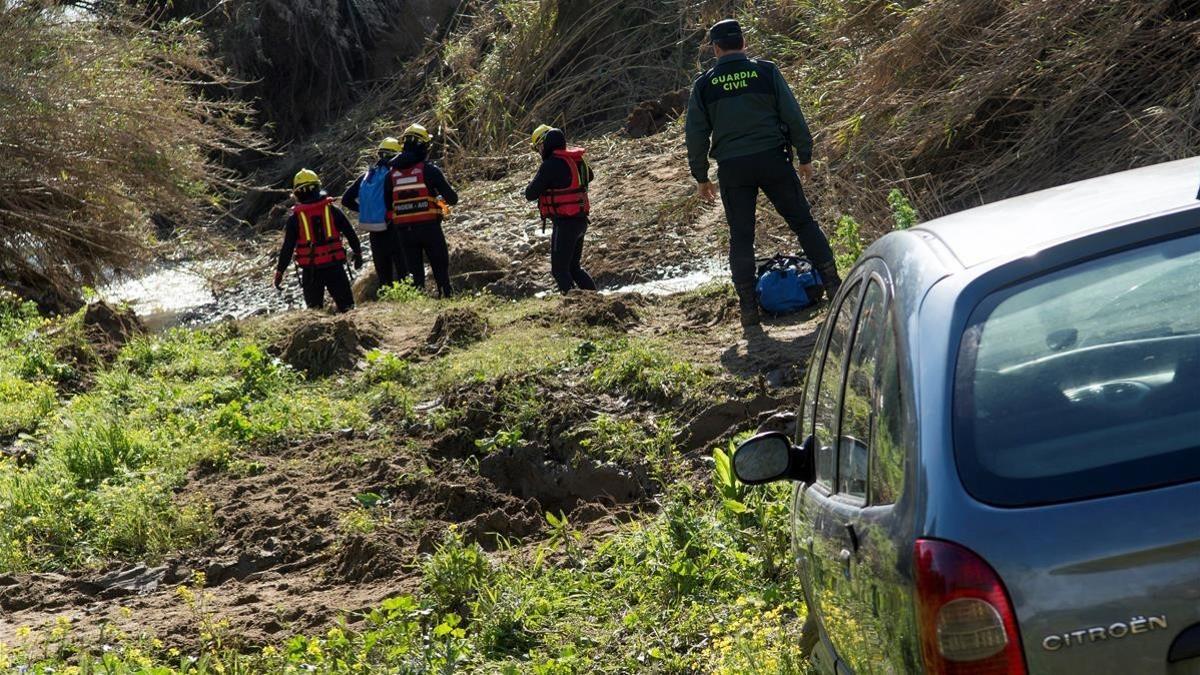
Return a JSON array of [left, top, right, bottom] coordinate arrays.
[[756, 255, 824, 314], [356, 165, 390, 231]]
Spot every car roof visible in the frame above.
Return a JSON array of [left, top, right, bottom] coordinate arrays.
[[912, 157, 1200, 268]]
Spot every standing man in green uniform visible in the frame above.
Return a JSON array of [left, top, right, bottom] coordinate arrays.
[[686, 19, 841, 327]]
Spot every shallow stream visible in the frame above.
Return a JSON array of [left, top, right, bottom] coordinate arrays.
[[104, 254, 728, 330]]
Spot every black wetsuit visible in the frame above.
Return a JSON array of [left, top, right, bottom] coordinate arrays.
[[275, 192, 363, 312], [343, 161, 409, 290], [389, 147, 459, 297], [524, 129, 597, 294]]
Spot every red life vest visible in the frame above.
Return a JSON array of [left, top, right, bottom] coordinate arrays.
[[292, 197, 347, 268], [537, 148, 590, 220], [389, 162, 443, 226]]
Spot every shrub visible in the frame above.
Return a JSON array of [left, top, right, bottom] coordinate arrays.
[[428, 0, 700, 157], [888, 188, 919, 230], [0, 3, 261, 301], [422, 528, 494, 615], [832, 214, 865, 271], [586, 339, 711, 405], [378, 280, 425, 303]]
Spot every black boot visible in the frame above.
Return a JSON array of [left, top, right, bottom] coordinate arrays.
[[735, 282, 761, 327], [817, 262, 843, 302]]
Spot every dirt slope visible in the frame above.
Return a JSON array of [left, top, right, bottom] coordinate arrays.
[[0, 291, 823, 649]]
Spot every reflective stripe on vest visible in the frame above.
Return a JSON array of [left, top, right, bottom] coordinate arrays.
[[538, 148, 590, 220], [292, 198, 347, 268], [390, 162, 442, 226]]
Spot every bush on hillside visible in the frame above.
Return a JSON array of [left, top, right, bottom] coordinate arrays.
[[145, 0, 460, 142], [0, 2, 262, 307], [806, 0, 1200, 228], [426, 0, 709, 157]]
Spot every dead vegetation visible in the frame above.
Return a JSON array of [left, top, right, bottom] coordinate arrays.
[[0, 2, 263, 309], [147, 0, 460, 142], [804, 0, 1200, 229], [424, 0, 706, 159], [232, 0, 1200, 245]]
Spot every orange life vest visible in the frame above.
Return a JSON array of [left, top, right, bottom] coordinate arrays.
[[389, 162, 443, 226], [292, 197, 347, 268], [538, 148, 590, 220]]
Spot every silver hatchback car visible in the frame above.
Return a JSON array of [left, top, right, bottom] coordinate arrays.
[[734, 157, 1200, 674]]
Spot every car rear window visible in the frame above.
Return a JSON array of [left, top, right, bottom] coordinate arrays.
[[954, 231, 1200, 506]]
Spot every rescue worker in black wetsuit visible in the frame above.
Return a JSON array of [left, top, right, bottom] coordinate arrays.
[[342, 137, 410, 291], [685, 19, 841, 327], [273, 169, 363, 312], [524, 125, 597, 294], [388, 124, 459, 298]]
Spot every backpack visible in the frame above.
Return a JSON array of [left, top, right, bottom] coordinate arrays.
[[356, 165, 390, 232], [756, 255, 824, 314]]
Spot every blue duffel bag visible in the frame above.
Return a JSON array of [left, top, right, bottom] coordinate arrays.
[[756, 255, 824, 315]]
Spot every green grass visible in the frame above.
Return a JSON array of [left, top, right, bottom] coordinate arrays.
[[417, 325, 578, 391], [0, 376, 55, 439], [3, 476, 807, 674], [0, 316, 367, 572], [580, 413, 677, 466], [0, 296, 812, 673], [585, 337, 715, 406]]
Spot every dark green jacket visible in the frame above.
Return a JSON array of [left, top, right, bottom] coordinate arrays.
[[685, 53, 813, 183]]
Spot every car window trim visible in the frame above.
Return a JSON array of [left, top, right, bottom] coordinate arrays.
[[864, 267, 900, 507], [822, 278, 867, 499], [800, 303, 833, 444], [834, 275, 888, 506], [867, 313, 904, 507], [836, 263, 899, 506], [810, 277, 863, 491]]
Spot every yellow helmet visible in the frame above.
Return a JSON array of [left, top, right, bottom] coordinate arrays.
[[402, 123, 432, 144], [378, 137, 402, 153], [531, 124, 553, 148], [293, 168, 320, 190]]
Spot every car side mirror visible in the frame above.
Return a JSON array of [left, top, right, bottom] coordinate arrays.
[[732, 431, 815, 485]]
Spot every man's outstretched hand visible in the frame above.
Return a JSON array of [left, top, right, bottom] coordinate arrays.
[[797, 163, 813, 182], [698, 181, 718, 204]]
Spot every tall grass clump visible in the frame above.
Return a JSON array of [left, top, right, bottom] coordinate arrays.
[[585, 338, 713, 406], [0, 292, 57, 439], [427, 0, 702, 158], [815, 0, 1200, 228], [0, 2, 262, 304]]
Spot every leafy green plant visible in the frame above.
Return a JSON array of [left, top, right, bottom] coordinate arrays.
[[587, 339, 712, 404], [713, 442, 749, 515], [364, 349, 412, 385], [475, 426, 524, 453], [545, 511, 584, 565], [833, 214, 865, 271], [580, 413, 677, 466], [378, 280, 425, 303], [888, 188, 919, 230], [422, 528, 493, 615]]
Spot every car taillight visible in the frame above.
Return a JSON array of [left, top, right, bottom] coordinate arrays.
[[914, 539, 1026, 675]]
